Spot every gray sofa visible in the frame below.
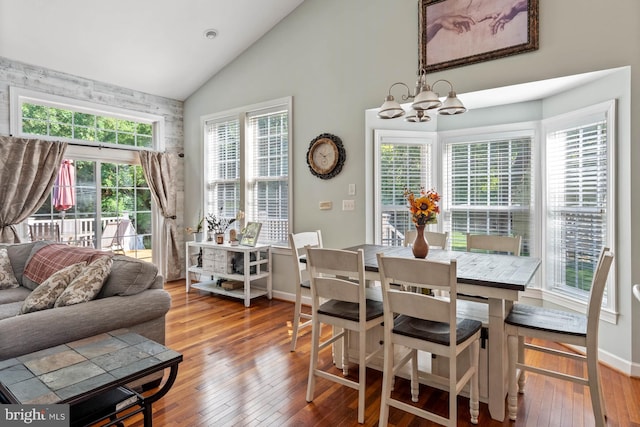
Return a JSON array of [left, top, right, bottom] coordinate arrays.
[[0, 242, 171, 369]]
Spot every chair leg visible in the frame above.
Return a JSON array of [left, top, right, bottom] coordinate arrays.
[[378, 339, 394, 427], [507, 334, 518, 421], [469, 340, 479, 425], [449, 355, 457, 427], [290, 287, 303, 351], [587, 351, 606, 427], [306, 317, 320, 403], [357, 330, 366, 424]]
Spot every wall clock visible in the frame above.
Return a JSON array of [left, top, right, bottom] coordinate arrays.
[[306, 133, 346, 179]]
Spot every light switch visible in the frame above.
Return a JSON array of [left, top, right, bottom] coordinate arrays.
[[348, 184, 356, 195], [342, 200, 355, 211]]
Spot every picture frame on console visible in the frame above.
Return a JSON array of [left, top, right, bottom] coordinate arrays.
[[420, 0, 539, 72], [240, 222, 262, 247]]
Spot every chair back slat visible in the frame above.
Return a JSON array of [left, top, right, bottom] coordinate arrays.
[[314, 277, 360, 303], [586, 248, 614, 343], [404, 230, 449, 249], [466, 233, 521, 256], [387, 289, 451, 323], [377, 254, 458, 328], [305, 247, 366, 306]]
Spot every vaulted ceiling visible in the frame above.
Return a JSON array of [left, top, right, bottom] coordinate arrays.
[[0, 0, 305, 100]]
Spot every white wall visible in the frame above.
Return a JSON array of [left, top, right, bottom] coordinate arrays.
[[183, 0, 640, 372]]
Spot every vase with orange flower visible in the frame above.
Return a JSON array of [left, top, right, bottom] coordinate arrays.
[[404, 187, 440, 258]]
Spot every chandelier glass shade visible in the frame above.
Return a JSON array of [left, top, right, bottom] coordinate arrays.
[[378, 71, 466, 121]]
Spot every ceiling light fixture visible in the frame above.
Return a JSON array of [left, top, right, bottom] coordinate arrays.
[[378, 4, 466, 122], [203, 29, 218, 39]]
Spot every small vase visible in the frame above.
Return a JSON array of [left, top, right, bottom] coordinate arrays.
[[194, 232, 203, 242], [412, 225, 430, 259]]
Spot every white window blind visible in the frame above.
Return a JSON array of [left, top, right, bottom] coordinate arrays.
[[443, 136, 532, 252], [377, 131, 434, 246], [247, 108, 289, 242], [545, 109, 610, 299], [205, 117, 240, 217]]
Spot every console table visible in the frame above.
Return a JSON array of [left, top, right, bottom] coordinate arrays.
[[185, 241, 272, 307], [0, 329, 182, 427]]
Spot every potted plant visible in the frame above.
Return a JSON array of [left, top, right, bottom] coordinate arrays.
[[206, 211, 236, 244], [185, 216, 205, 242]]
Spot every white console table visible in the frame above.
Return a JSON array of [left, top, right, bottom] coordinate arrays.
[[185, 241, 272, 307]]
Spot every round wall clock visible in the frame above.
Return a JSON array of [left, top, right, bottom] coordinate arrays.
[[306, 133, 346, 179]]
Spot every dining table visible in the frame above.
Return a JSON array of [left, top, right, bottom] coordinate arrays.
[[339, 244, 541, 421]]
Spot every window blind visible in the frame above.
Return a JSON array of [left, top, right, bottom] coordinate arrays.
[[444, 137, 532, 252], [379, 141, 433, 246], [546, 116, 608, 297], [247, 108, 289, 242], [205, 118, 240, 217]]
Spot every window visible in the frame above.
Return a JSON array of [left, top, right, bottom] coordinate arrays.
[[10, 87, 164, 262], [375, 130, 435, 246], [443, 131, 534, 253], [543, 101, 615, 309], [204, 97, 291, 243]]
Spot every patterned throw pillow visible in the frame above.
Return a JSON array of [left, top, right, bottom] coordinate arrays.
[[0, 248, 19, 290], [20, 262, 86, 314], [54, 256, 113, 307]]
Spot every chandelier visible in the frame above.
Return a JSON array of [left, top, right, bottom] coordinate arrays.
[[377, 5, 466, 122]]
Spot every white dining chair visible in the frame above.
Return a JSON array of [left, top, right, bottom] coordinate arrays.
[[466, 233, 521, 256], [404, 230, 449, 249], [288, 230, 322, 352], [377, 254, 481, 427], [305, 246, 384, 424], [505, 247, 614, 426]]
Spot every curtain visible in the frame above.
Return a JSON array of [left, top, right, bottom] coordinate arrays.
[[139, 150, 180, 281], [0, 136, 67, 243]]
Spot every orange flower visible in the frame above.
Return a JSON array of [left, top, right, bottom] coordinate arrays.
[[404, 187, 440, 226]]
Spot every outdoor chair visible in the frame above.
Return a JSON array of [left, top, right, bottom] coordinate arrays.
[[29, 223, 60, 242]]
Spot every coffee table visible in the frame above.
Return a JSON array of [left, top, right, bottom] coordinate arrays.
[[0, 329, 182, 427]]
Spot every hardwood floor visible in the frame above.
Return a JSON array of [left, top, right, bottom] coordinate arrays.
[[119, 280, 639, 427]]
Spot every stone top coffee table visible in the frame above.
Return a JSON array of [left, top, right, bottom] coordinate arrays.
[[0, 329, 182, 427]]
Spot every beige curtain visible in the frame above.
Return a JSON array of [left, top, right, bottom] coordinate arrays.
[[139, 150, 180, 281], [0, 137, 67, 243]]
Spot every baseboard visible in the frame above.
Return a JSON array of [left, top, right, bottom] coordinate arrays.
[[270, 289, 310, 307]]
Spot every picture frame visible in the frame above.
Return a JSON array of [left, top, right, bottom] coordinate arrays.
[[240, 222, 262, 247], [419, 0, 538, 73]]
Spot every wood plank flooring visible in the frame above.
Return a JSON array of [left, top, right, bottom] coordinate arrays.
[[118, 280, 639, 427]]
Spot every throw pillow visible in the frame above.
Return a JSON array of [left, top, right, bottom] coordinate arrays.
[[0, 248, 19, 290], [19, 262, 86, 314], [55, 256, 113, 308], [23, 244, 110, 290]]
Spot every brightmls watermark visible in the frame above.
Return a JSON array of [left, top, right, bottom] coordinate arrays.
[[1, 405, 69, 426]]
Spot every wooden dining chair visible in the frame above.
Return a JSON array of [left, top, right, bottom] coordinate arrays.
[[288, 230, 323, 352], [505, 247, 614, 426], [305, 246, 384, 424], [404, 230, 449, 249], [466, 233, 521, 256], [377, 254, 481, 427]]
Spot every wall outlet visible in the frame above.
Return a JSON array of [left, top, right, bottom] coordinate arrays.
[[342, 200, 355, 211], [319, 201, 332, 210]]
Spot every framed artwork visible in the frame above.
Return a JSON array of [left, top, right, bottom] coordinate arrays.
[[240, 222, 262, 247], [419, 0, 538, 72]]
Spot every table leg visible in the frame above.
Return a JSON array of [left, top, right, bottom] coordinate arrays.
[[141, 363, 180, 427], [244, 252, 251, 307], [487, 297, 507, 421]]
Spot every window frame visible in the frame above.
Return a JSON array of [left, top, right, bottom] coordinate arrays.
[[201, 97, 292, 244], [540, 100, 617, 322], [9, 87, 165, 265]]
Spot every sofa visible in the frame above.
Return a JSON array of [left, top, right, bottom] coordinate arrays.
[[0, 241, 171, 377]]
